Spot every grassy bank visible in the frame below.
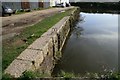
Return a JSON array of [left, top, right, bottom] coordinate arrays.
[[3, 70, 119, 80], [2, 8, 74, 71], [56, 70, 120, 79]]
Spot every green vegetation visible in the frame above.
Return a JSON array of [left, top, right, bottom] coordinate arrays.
[[15, 11, 28, 15], [15, 7, 52, 15], [20, 71, 50, 78], [57, 71, 120, 79], [2, 74, 13, 80], [20, 70, 120, 79], [2, 70, 120, 79], [2, 71, 51, 80], [54, 51, 62, 60], [59, 70, 76, 78], [2, 9, 73, 71], [21, 71, 39, 78]]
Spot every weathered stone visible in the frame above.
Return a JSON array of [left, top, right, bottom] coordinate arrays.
[[41, 28, 53, 37], [53, 17, 69, 30], [36, 38, 54, 76], [28, 36, 50, 50], [42, 38, 53, 57], [42, 43, 49, 57], [17, 49, 44, 70], [38, 51, 54, 76], [52, 34, 58, 54], [5, 59, 32, 78], [4, 7, 80, 78]]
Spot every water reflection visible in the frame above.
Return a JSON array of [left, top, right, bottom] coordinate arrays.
[[72, 14, 85, 38], [81, 9, 120, 14], [57, 12, 118, 75]]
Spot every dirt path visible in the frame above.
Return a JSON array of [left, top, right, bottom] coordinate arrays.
[[1, 7, 74, 40]]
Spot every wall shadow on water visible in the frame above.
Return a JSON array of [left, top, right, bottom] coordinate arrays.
[[52, 15, 85, 77]]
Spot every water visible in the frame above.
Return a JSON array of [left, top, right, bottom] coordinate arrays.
[[54, 12, 118, 75]]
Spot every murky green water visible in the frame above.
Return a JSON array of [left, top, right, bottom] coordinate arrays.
[[55, 12, 118, 75]]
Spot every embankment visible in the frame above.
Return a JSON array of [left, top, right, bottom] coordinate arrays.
[[4, 7, 80, 78]]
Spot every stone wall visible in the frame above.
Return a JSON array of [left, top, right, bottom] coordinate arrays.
[[4, 7, 80, 78]]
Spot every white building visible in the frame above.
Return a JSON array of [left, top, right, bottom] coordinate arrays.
[[50, 0, 59, 7], [50, 0, 69, 7]]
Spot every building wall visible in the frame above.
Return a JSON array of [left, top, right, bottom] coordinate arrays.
[[50, 0, 69, 7], [50, 0, 55, 6], [29, 0, 39, 9], [43, 2, 50, 8], [39, 0, 50, 8], [1, 0, 50, 10], [61, 0, 69, 3], [50, 0, 60, 7], [2, 1, 21, 10]]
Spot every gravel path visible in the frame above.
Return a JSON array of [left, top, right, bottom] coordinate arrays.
[[1, 7, 74, 40]]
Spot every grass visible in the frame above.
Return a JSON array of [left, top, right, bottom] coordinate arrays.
[[56, 70, 120, 79], [15, 7, 52, 15], [59, 70, 76, 78], [2, 8, 74, 71], [20, 71, 51, 79], [15, 11, 27, 15], [2, 71, 59, 79], [2, 71, 120, 79]]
